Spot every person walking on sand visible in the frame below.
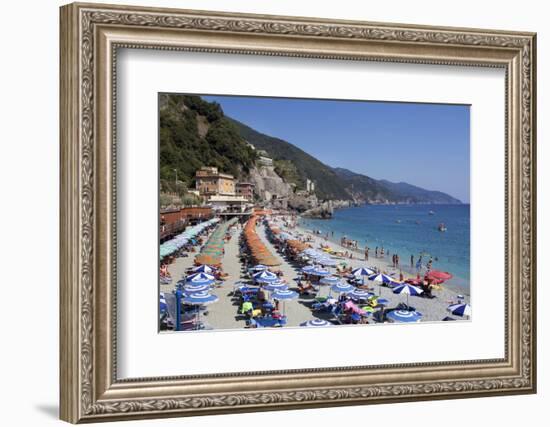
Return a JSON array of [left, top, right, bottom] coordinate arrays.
[[396, 254, 400, 268], [364, 246, 369, 261], [375, 247, 378, 258]]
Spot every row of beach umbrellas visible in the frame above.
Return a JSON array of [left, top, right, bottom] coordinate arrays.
[[159, 217, 220, 259], [243, 216, 281, 266]]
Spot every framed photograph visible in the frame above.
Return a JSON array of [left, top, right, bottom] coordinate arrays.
[[60, 2, 537, 423]]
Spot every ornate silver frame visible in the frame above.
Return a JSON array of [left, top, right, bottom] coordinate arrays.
[[60, 2, 536, 423]]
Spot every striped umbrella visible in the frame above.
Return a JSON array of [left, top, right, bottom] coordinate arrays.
[[311, 268, 330, 277], [186, 272, 215, 286], [386, 310, 423, 323], [392, 283, 423, 306], [271, 289, 299, 317], [301, 265, 316, 274], [253, 270, 279, 283], [182, 291, 219, 330], [331, 282, 355, 294], [447, 303, 472, 317], [263, 281, 288, 292], [352, 267, 376, 277], [192, 264, 217, 274], [349, 288, 374, 301], [251, 264, 268, 272], [183, 284, 211, 294], [319, 276, 342, 286], [300, 319, 332, 327], [318, 257, 337, 267]]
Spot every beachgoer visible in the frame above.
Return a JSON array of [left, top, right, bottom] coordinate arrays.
[[396, 254, 400, 267], [375, 247, 378, 258], [364, 247, 369, 261]]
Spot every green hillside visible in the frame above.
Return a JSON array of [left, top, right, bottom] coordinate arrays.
[[159, 94, 257, 193]]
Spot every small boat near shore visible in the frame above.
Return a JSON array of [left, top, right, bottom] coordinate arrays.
[[429, 210, 435, 215], [438, 223, 447, 232]]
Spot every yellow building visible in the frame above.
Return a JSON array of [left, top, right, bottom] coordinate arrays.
[[195, 166, 236, 196]]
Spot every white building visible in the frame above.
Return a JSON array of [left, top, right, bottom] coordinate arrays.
[[208, 195, 251, 213]]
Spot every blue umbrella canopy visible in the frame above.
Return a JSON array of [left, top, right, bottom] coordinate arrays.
[[319, 276, 342, 286], [253, 270, 278, 283], [373, 297, 390, 306], [251, 264, 268, 272], [192, 264, 217, 274], [182, 291, 219, 306], [186, 272, 215, 286], [447, 303, 471, 317], [331, 282, 355, 294], [263, 282, 288, 292], [318, 257, 337, 267], [311, 268, 330, 276], [352, 267, 376, 277], [301, 265, 317, 273], [183, 284, 211, 294], [159, 293, 167, 313], [369, 273, 397, 284], [386, 310, 423, 323], [392, 283, 423, 296], [300, 319, 332, 327], [271, 289, 299, 300], [349, 288, 374, 300]]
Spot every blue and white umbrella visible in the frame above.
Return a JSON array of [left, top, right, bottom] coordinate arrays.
[[271, 289, 299, 316], [369, 273, 397, 284], [184, 284, 210, 294], [263, 281, 288, 292], [300, 319, 332, 327], [447, 303, 471, 317], [186, 272, 215, 286], [271, 289, 299, 300], [182, 291, 218, 306], [253, 270, 279, 283], [349, 288, 374, 301], [192, 264, 216, 274], [352, 267, 376, 277], [182, 291, 219, 330], [386, 310, 423, 323], [301, 265, 317, 274], [319, 276, 342, 286], [331, 282, 355, 294], [318, 257, 337, 267], [251, 264, 268, 272], [373, 297, 390, 306], [392, 283, 423, 306], [311, 268, 330, 277]]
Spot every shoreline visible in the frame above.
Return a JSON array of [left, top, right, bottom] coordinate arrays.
[[293, 221, 470, 297]]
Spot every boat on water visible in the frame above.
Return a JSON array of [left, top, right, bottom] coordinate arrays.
[[429, 210, 435, 215], [438, 222, 447, 232]]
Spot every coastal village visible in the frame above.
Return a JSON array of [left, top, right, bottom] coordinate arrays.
[[159, 160, 470, 332]]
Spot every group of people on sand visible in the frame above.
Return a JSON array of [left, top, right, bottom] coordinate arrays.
[[341, 236, 359, 249]]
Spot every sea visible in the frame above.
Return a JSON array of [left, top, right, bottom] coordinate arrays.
[[298, 204, 470, 288]]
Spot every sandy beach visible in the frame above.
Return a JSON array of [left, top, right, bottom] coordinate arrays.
[[161, 215, 470, 331]]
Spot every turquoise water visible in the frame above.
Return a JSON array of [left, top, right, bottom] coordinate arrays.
[[299, 204, 470, 287]]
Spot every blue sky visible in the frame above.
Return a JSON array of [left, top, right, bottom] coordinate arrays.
[[203, 95, 470, 203]]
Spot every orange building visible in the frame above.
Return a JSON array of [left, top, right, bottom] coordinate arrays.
[[236, 182, 255, 201], [195, 166, 235, 197]]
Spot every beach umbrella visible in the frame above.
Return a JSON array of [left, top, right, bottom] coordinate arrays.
[[311, 268, 330, 277], [349, 288, 374, 301], [253, 270, 278, 283], [263, 281, 289, 292], [331, 282, 355, 295], [192, 264, 217, 274], [319, 276, 342, 286], [386, 310, 423, 323], [392, 283, 423, 307], [300, 319, 332, 327], [183, 284, 210, 294], [271, 289, 298, 317], [352, 267, 376, 277], [370, 272, 399, 295], [182, 291, 219, 330], [374, 297, 390, 307], [251, 264, 268, 272], [447, 303, 472, 318], [186, 272, 215, 286], [318, 257, 337, 267]]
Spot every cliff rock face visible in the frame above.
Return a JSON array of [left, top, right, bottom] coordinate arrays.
[[249, 165, 292, 202]]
